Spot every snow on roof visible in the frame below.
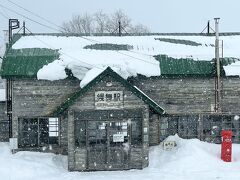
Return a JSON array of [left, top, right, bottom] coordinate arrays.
[[223, 61, 240, 76], [0, 89, 5, 101], [12, 35, 240, 84]]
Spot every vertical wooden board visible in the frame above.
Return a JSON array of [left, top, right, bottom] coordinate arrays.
[[149, 114, 160, 145]]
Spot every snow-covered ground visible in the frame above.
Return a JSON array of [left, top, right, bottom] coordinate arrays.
[[1, 135, 240, 180]]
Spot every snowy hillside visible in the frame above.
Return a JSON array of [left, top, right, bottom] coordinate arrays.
[[1, 135, 240, 180]]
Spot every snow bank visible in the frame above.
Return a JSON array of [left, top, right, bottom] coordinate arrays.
[[12, 35, 240, 85], [1, 136, 240, 180]]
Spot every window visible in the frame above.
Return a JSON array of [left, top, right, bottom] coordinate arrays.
[[161, 115, 199, 141], [18, 117, 59, 147], [49, 118, 59, 136], [49, 118, 59, 144], [159, 117, 168, 141], [18, 118, 39, 147], [202, 115, 240, 143], [0, 120, 9, 141], [75, 120, 86, 147], [131, 118, 142, 145]]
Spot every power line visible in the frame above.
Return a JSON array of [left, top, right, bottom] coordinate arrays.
[[0, 9, 9, 19], [25, 28, 103, 71], [0, 2, 159, 66], [77, 36, 159, 65], [6, 0, 63, 31], [0, 6, 10, 19], [23, 28, 159, 77], [0, 3, 60, 32]]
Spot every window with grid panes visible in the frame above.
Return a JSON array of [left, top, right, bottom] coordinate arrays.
[[18, 117, 59, 147]]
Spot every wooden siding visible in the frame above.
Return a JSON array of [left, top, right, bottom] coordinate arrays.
[[0, 101, 8, 141], [0, 102, 7, 120], [149, 113, 159, 146], [68, 75, 149, 171], [221, 78, 240, 113], [11, 78, 80, 145], [132, 77, 240, 114]]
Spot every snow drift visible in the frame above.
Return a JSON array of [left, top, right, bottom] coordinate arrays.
[[1, 135, 240, 180]]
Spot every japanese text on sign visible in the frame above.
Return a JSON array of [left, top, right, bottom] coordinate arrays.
[[95, 91, 123, 109]]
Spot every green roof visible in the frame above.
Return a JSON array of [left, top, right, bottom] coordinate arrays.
[[0, 48, 59, 78], [155, 55, 222, 76], [52, 67, 165, 116]]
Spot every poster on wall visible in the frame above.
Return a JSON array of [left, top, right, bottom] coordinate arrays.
[[113, 134, 124, 142], [95, 91, 123, 109]]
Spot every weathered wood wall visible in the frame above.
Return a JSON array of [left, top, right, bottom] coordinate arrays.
[[0, 101, 8, 141], [149, 113, 160, 146], [68, 75, 149, 171], [132, 76, 240, 144], [221, 78, 240, 113], [133, 76, 240, 115], [132, 77, 215, 114], [8, 75, 240, 162], [11, 78, 80, 149]]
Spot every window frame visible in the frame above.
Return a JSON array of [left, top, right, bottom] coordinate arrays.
[[18, 117, 60, 147]]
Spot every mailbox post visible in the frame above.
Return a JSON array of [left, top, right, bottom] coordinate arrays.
[[221, 130, 232, 162]]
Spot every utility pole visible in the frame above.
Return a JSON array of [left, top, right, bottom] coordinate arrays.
[[23, 21, 26, 35], [214, 18, 221, 113], [207, 20, 210, 34], [7, 19, 19, 138], [118, 21, 122, 36]]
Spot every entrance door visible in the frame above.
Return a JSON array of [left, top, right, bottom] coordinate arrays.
[[87, 121, 129, 170], [87, 121, 108, 170]]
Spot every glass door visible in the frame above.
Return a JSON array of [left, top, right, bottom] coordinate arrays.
[[87, 121, 108, 170], [87, 120, 130, 170], [108, 121, 129, 169]]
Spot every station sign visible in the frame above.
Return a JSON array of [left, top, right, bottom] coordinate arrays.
[[95, 91, 123, 109]]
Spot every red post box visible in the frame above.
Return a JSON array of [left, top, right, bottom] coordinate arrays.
[[221, 130, 232, 162]]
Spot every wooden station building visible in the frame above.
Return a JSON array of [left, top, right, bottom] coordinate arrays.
[[0, 33, 240, 171]]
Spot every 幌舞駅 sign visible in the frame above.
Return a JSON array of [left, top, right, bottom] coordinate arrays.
[[95, 91, 123, 109]]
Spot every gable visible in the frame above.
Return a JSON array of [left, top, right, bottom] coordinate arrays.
[[52, 67, 165, 115]]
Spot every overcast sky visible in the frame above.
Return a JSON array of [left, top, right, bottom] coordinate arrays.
[[0, 0, 240, 40]]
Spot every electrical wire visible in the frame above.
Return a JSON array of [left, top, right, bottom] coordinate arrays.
[[0, 9, 9, 19], [0, 2, 195, 67], [0, 5, 10, 19], [25, 28, 103, 71], [0, 3, 159, 67], [0, 2, 162, 66], [6, 0, 64, 31], [75, 36, 159, 65], [0, 3, 60, 32]]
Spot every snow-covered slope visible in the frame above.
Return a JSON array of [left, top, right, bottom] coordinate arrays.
[[1, 135, 240, 180], [11, 35, 240, 86]]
